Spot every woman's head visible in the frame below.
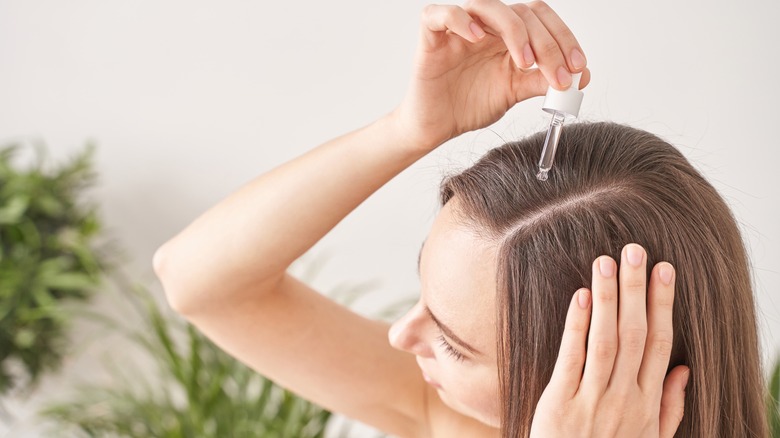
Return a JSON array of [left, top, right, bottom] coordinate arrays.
[[389, 121, 767, 437]]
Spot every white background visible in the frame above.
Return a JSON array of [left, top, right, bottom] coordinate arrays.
[[1, 0, 778, 436]]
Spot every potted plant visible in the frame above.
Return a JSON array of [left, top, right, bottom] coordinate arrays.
[[43, 255, 405, 437], [0, 140, 111, 399]]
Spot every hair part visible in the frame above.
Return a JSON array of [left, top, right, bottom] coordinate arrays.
[[439, 121, 767, 437]]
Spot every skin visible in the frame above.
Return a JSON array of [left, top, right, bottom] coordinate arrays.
[[156, 1, 688, 436]]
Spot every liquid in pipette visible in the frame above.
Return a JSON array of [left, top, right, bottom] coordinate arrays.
[[536, 111, 566, 181]]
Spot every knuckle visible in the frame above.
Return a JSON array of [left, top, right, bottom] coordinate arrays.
[[528, 0, 551, 13], [500, 17, 524, 36], [622, 278, 646, 292], [464, 0, 485, 10], [594, 287, 617, 304], [443, 6, 460, 22], [565, 320, 588, 335], [556, 28, 577, 46], [620, 327, 647, 353], [653, 290, 674, 309], [421, 4, 436, 19], [608, 385, 631, 402], [650, 331, 674, 357], [510, 3, 533, 19], [536, 38, 561, 58], [610, 380, 640, 400], [560, 350, 585, 372], [594, 339, 617, 361]]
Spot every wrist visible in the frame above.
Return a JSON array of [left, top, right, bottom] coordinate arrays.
[[385, 107, 446, 155]]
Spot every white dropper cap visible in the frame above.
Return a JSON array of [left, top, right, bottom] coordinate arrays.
[[542, 72, 583, 118]]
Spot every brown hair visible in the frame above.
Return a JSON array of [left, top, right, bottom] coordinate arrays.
[[438, 121, 767, 437]]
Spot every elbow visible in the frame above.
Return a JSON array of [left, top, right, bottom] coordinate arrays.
[[152, 242, 168, 279], [152, 242, 197, 316]]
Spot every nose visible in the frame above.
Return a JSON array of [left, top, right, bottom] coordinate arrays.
[[388, 301, 435, 358]]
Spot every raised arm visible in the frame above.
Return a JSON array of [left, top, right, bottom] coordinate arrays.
[[153, 112, 437, 437], [153, 1, 592, 436], [154, 112, 426, 315]]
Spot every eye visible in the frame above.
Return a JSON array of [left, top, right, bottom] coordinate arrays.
[[436, 335, 466, 362]]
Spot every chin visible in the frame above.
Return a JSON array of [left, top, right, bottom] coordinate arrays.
[[439, 390, 501, 428], [473, 412, 501, 429]]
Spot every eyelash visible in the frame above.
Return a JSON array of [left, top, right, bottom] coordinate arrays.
[[436, 335, 465, 362]]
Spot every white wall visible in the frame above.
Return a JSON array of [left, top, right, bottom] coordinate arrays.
[[1, 0, 778, 436]]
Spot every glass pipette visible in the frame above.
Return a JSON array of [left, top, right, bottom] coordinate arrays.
[[536, 72, 584, 181], [536, 111, 566, 181]]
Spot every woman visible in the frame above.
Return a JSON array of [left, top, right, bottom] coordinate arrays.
[[403, 120, 767, 437], [153, 1, 766, 436]]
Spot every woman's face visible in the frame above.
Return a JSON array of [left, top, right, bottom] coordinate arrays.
[[388, 197, 501, 427]]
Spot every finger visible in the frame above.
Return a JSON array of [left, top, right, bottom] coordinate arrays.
[[638, 261, 676, 392], [419, 4, 488, 48], [546, 288, 591, 399], [524, 1, 588, 74], [513, 66, 591, 102], [659, 365, 689, 438], [580, 256, 618, 397], [508, 2, 571, 90], [608, 244, 648, 390], [463, 0, 533, 68], [577, 66, 591, 89]]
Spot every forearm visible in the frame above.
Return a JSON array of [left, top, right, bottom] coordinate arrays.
[[154, 110, 431, 312]]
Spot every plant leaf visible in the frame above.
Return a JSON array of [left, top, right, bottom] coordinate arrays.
[[768, 355, 780, 437], [0, 195, 30, 224], [40, 272, 98, 291]]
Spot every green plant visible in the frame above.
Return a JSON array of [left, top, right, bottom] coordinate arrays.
[[44, 284, 333, 437], [769, 355, 780, 437], [0, 141, 110, 396], [43, 261, 404, 437]]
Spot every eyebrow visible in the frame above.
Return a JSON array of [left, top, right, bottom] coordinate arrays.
[[425, 305, 482, 356]]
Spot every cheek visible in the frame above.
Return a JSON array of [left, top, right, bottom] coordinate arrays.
[[438, 364, 501, 427]]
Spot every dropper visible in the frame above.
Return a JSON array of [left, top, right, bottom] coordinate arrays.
[[536, 71, 584, 181]]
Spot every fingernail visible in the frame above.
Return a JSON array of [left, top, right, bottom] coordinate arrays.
[[626, 244, 644, 267], [523, 43, 535, 66], [556, 66, 572, 89], [469, 22, 485, 39], [577, 289, 590, 309], [682, 369, 690, 390], [571, 48, 586, 70], [599, 257, 615, 278], [659, 263, 674, 285]]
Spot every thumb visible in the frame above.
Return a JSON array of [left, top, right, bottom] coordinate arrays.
[[513, 67, 591, 104], [659, 365, 690, 438]]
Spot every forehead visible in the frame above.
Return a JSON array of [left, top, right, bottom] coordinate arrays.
[[420, 199, 498, 359]]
